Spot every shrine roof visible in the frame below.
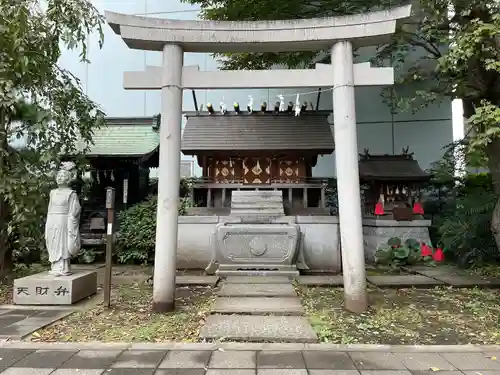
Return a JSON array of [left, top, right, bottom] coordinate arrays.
[[79, 117, 159, 157], [359, 154, 431, 181], [181, 111, 334, 154]]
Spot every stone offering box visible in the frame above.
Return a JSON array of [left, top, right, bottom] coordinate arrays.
[[13, 270, 97, 305]]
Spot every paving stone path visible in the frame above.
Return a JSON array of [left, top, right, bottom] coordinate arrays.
[[0, 308, 72, 340], [199, 276, 318, 343], [0, 342, 499, 374], [296, 267, 500, 288]]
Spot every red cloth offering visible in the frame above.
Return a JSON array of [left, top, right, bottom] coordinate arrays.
[[433, 248, 445, 262], [420, 243, 433, 257], [413, 201, 424, 215]]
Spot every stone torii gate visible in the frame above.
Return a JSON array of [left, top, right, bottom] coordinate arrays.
[[105, 6, 412, 313]]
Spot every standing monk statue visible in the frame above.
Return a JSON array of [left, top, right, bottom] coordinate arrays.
[[45, 162, 81, 276]]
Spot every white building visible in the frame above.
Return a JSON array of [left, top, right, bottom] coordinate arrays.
[[58, 0, 453, 178]]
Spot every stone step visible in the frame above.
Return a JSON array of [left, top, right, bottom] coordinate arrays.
[[230, 209, 285, 216], [231, 197, 283, 207], [231, 203, 283, 213], [230, 209, 285, 215], [231, 201, 283, 206], [199, 314, 318, 342], [219, 283, 297, 297], [229, 216, 288, 222], [218, 264, 297, 271], [216, 269, 299, 277], [225, 276, 292, 284], [232, 190, 282, 198], [212, 297, 304, 315]]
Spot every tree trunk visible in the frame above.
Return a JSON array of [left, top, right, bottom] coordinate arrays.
[[0, 110, 12, 278], [486, 139, 500, 252]]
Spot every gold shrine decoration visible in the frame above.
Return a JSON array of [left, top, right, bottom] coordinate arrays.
[[243, 157, 271, 184], [278, 159, 301, 183], [213, 159, 236, 183]]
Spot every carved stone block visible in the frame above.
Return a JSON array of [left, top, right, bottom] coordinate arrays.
[[13, 270, 97, 305], [215, 223, 300, 266]]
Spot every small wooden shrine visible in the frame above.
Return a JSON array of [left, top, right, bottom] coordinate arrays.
[[181, 110, 334, 215], [359, 147, 431, 220], [76, 117, 159, 244]]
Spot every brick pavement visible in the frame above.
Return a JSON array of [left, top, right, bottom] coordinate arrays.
[[0, 343, 499, 374]]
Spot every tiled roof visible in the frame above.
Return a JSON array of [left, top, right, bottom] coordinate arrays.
[[359, 154, 430, 181], [181, 112, 334, 154], [80, 117, 159, 157]]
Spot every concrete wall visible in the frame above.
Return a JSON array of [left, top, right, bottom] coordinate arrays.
[[176, 215, 432, 269], [177, 216, 341, 271]]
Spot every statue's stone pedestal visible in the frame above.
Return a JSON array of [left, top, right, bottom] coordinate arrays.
[[13, 270, 97, 305]]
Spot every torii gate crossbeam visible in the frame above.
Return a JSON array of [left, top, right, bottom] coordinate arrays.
[[123, 63, 394, 90]]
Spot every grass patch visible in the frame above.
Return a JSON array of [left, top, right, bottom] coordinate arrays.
[[297, 285, 500, 345], [34, 283, 215, 342], [467, 264, 500, 278]]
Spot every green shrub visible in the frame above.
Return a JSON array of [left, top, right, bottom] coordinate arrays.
[[9, 168, 52, 268], [426, 173, 498, 268], [425, 141, 499, 268], [437, 186, 497, 267], [374, 237, 435, 268], [115, 195, 192, 264]]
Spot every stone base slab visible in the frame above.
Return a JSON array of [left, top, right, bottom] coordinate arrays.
[[200, 315, 318, 342], [175, 276, 220, 286], [212, 297, 304, 315], [225, 276, 292, 284], [215, 264, 300, 277], [367, 275, 444, 288], [425, 274, 500, 287], [216, 269, 299, 277], [13, 270, 97, 305], [297, 275, 344, 286], [219, 283, 297, 297]]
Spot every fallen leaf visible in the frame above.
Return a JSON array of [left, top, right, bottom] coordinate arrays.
[[429, 367, 440, 371]]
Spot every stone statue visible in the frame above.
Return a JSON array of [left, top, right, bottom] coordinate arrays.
[[45, 162, 81, 276]]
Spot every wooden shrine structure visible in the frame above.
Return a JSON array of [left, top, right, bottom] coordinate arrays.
[[181, 110, 334, 215], [77, 117, 159, 245], [359, 148, 432, 220]]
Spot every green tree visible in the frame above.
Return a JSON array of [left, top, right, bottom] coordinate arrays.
[[0, 0, 105, 275], [182, 0, 500, 250]]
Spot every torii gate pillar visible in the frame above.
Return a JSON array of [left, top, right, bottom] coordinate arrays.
[[332, 41, 367, 311], [153, 44, 184, 312]]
